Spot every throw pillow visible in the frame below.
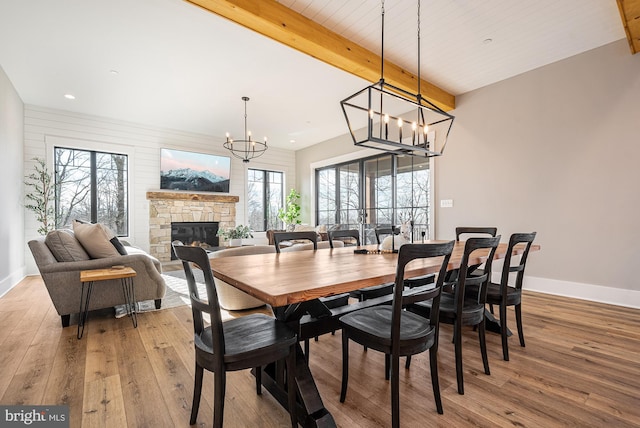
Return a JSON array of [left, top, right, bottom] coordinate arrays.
[[110, 236, 128, 255], [72, 220, 121, 258], [45, 229, 90, 262]]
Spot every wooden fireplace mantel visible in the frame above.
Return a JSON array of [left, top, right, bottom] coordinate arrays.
[[146, 191, 239, 203]]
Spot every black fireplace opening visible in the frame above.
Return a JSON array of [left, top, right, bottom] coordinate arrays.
[[171, 221, 219, 259]]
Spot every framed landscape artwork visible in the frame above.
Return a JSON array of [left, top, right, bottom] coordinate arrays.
[[160, 148, 231, 193]]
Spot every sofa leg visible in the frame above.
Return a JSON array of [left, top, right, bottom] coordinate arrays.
[[61, 314, 71, 328], [155, 299, 162, 310]]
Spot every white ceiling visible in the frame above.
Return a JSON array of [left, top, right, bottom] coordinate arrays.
[[0, 0, 626, 150]]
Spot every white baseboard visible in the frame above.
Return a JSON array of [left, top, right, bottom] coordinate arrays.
[[522, 276, 640, 309], [0, 268, 26, 299]]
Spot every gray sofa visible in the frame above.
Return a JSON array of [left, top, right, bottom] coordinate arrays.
[[28, 231, 166, 327]]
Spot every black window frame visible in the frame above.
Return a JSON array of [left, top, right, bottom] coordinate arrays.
[[315, 152, 431, 243]]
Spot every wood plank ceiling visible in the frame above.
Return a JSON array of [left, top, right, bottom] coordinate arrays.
[[185, 0, 456, 111], [617, 0, 640, 54]]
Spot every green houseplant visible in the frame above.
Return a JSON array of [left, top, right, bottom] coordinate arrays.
[[217, 224, 253, 246], [278, 189, 302, 231], [24, 157, 57, 236]]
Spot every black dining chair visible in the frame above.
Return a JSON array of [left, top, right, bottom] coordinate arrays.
[[328, 228, 429, 364], [374, 227, 400, 245], [445, 227, 498, 282], [172, 244, 298, 428], [483, 232, 537, 361], [408, 236, 500, 395], [328, 229, 360, 248], [273, 231, 319, 253], [273, 230, 349, 359], [329, 229, 394, 302], [339, 241, 455, 428]]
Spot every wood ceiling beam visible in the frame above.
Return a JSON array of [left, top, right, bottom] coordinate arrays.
[[617, 0, 640, 54], [185, 0, 456, 111]]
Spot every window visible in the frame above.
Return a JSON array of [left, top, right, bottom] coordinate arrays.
[[54, 147, 129, 236], [247, 169, 284, 232], [316, 153, 431, 243]]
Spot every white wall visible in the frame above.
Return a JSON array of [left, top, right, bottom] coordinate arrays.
[[23, 106, 296, 274], [0, 65, 24, 297], [297, 40, 640, 308]]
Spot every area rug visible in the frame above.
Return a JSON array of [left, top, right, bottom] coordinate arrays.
[[114, 272, 206, 318]]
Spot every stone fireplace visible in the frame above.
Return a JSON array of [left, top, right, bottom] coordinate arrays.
[[147, 191, 239, 261]]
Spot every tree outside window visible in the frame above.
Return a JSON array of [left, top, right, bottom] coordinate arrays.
[[54, 147, 128, 236], [248, 169, 283, 232]]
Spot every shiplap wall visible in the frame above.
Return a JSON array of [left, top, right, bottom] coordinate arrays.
[[23, 105, 296, 274]]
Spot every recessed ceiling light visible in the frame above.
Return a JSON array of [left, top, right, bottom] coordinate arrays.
[[290, 139, 296, 144], [64, 94, 76, 100], [483, 38, 493, 45], [109, 69, 119, 75]]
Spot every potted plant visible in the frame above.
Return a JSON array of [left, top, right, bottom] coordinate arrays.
[[24, 157, 57, 236], [217, 224, 253, 247], [278, 189, 302, 232]]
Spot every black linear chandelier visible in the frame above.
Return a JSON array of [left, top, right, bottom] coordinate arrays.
[[340, 0, 454, 157], [224, 96, 268, 163]]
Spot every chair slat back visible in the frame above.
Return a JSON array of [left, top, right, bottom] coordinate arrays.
[[500, 232, 537, 292], [454, 236, 501, 314], [375, 227, 400, 245], [390, 241, 455, 348], [328, 229, 360, 248], [172, 244, 226, 356], [273, 231, 318, 253], [455, 227, 498, 241]]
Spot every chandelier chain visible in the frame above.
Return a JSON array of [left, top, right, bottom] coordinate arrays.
[[417, 0, 421, 97], [380, 0, 385, 82], [244, 99, 248, 140]]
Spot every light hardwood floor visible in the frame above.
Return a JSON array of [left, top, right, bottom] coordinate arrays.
[[1, 275, 639, 427]]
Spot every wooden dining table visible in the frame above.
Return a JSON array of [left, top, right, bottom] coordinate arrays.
[[209, 240, 539, 427]]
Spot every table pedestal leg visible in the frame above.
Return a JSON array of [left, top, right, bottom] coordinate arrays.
[[255, 302, 336, 427], [256, 344, 336, 428], [484, 309, 512, 336]]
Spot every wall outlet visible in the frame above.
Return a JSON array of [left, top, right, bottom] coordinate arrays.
[[440, 199, 454, 208]]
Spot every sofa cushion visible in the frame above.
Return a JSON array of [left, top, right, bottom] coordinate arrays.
[[45, 229, 90, 262], [72, 220, 121, 258]]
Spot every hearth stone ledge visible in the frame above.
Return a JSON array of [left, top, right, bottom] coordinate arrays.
[[146, 191, 239, 261]]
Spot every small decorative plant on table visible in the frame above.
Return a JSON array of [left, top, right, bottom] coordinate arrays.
[[278, 189, 302, 232], [217, 224, 253, 247]]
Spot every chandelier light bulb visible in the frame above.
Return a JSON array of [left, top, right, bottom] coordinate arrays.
[[384, 114, 390, 138]]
